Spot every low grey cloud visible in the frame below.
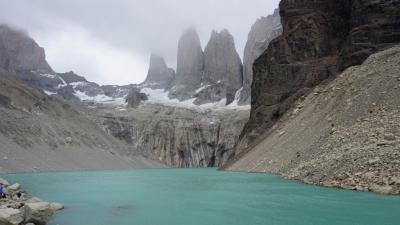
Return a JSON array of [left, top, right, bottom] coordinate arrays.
[[0, 0, 280, 85]]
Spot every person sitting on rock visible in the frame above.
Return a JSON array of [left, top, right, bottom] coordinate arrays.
[[0, 186, 6, 199]]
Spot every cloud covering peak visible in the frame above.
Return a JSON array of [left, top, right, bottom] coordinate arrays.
[[0, 0, 279, 85]]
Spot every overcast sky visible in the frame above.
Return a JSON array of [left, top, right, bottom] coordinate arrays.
[[0, 0, 280, 85]]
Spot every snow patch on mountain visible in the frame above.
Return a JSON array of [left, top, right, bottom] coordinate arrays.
[[141, 88, 249, 111], [73, 90, 126, 105]]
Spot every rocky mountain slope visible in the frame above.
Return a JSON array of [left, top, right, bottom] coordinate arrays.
[[0, 24, 251, 170], [0, 72, 164, 173], [226, 46, 400, 195], [239, 9, 282, 105], [235, 0, 400, 155], [225, 0, 400, 194]]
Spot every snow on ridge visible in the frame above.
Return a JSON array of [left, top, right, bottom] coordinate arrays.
[[39, 73, 56, 79], [226, 87, 250, 110], [39, 74, 249, 111], [140, 87, 249, 111], [43, 90, 57, 96], [38, 73, 67, 88], [57, 76, 68, 88], [69, 81, 88, 88], [195, 84, 212, 94], [73, 90, 127, 106]]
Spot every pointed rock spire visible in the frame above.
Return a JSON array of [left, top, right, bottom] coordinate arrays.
[[169, 28, 204, 100], [201, 29, 243, 104], [143, 53, 175, 89]]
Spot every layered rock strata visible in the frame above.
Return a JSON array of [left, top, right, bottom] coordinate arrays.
[[226, 46, 400, 195], [236, 0, 400, 155]]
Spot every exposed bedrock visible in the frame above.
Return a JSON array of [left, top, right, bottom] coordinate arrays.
[[226, 46, 400, 195], [93, 105, 249, 168], [142, 54, 175, 89], [339, 0, 400, 69], [239, 9, 282, 105], [168, 28, 246, 105], [199, 29, 243, 105], [0, 25, 53, 74], [235, 0, 400, 155], [169, 28, 204, 101]]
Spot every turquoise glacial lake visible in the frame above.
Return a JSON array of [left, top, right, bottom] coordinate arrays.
[[3, 168, 400, 225]]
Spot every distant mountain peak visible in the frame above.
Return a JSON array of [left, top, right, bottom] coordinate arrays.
[[0, 24, 53, 74]]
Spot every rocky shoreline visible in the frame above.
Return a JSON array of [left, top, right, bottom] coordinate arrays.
[[0, 177, 63, 225]]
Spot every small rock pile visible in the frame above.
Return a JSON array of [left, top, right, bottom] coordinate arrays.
[[0, 178, 63, 225]]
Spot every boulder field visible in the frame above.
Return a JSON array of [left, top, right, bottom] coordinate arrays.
[[0, 178, 63, 225]]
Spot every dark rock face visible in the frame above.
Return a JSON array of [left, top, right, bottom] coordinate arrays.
[[169, 28, 204, 101], [57, 71, 87, 84], [56, 86, 78, 100], [193, 83, 227, 105], [339, 0, 400, 69], [239, 9, 282, 105], [143, 54, 175, 89], [201, 30, 243, 105], [0, 25, 53, 74], [236, 0, 400, 154], [125, 89, 148, 108]]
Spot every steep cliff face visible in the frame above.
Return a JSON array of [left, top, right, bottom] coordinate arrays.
[[168, 28, 246, 105], [226, 46, 400, 195], [198, 30, 243, 105], [236, 0, 400, 154], [143, 54, 175, 89], [239, 9, 282, 105], [339, 0, 400, 69], [169, 28, 204, 101], [0, 25, 53, 74], [85, 104, 249, 168]]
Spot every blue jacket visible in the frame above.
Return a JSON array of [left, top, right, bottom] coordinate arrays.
[[0, 186, 3, 194]]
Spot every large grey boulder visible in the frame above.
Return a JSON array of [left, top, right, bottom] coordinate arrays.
[[142, 54, 175, 89], [125, 89, 148, 108], [0, 178, 9, 186], [239, 9, 282, 105], [7, 184, 20, 192], [169, 28, 204, 101], [49, 203, 64, 212], [0, 208, 24, 225], [24, 202, 54, 225], [201, 29, 243, 105]]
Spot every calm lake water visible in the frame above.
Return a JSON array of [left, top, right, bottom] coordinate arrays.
[[3, 168, 400, 225]]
